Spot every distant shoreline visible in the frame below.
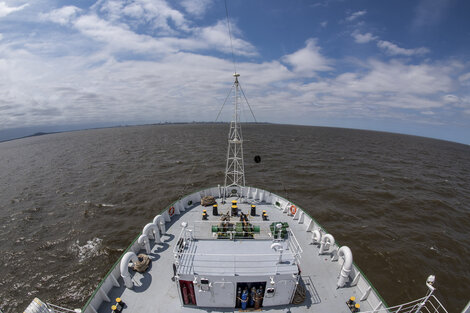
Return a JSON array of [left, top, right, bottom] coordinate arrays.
[[0, 122, 269, 144], [0, 122, 468, 147]]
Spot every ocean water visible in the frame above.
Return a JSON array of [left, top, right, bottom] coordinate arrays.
[[0, 123, 469, 312]]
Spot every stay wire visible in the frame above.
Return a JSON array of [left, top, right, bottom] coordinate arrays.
[[215, 84, 235, 122], [239, 83, 257, 123], [224, 0, 237, 74]]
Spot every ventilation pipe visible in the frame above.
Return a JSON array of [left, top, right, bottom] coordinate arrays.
[[311, 229, 322, 244], [319, 234, 335, 255], [153, 215, 166, 235], [271, 243, 284, 264], [138, 234, 151, 254], [143, 223, 161, 244], [337, 246, 353, 288], [120, 252, 138, 289]]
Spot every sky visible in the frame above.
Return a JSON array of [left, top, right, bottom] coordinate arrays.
[[0, 0, 469, 144]]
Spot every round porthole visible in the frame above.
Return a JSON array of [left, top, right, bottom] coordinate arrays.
[[231, 189, 237, 194], [188, 200, 193, 205]]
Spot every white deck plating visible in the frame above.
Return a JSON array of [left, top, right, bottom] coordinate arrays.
[[177, 239, 297, 276]]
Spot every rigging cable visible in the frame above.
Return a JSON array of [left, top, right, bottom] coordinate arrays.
[[224, 0, 237, 73], [239, 84, 257, 123], [217, 0, 258, 124], [215, 84, 235, 122]]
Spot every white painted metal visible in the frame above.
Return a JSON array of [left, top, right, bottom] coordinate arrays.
[[138, 234, 151, 254], [306, 218, 314, 232], [223, 73, 245, 198], [271, 242, 284, 264], [360, 294, 449, 313], [351, 272, 361, 286], [337, 246, 353, 288], [163, 210, 171, 222], [319, 233, 335, 254], [98, 289, 109, 303], [23, 298, 51, 313], [312, 229, 322, 244], [263, 279, 296, 307], [109, 274, 120, 288], [120, 252, 138, 289], [142, 223, 160, 243], [153, 214, 166, 235], [462, 301, 470, 313], [47, 302, 81, 313], [361, 286, 372, 301]]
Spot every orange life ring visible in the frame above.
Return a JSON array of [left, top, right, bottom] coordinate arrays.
[[169, 206, 175, 216], [290, 205, 297, 215]]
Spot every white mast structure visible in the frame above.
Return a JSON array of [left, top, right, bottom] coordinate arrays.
[[223, 73, 245, 198]]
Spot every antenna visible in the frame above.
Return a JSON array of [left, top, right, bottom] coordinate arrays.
[[221, 2, 258, 200], [223, 73, 245, 199]]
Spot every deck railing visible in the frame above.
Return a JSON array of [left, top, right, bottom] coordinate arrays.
[[175, 250, 299, 276], [47, 303, 81, 313], [172, 221, 303, 276], [360, 294, 448, 313], [287, 228, 303, 259]]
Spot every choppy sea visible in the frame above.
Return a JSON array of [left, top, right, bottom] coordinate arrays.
[[0, 123, 469, 312]]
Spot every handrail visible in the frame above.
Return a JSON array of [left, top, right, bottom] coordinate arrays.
[[359, 295, 448, 313], [288, 229, 303, 256], [176, 251, 299, 276], [47, 302, 80, 313], [176, 251, 298, 258]]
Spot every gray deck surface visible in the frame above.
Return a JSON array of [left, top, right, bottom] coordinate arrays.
[[98, 197, 374, 313], [178, 239, 296, 276]]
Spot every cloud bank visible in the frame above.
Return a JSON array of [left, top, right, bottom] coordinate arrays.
[[0, 0, 469, 143]]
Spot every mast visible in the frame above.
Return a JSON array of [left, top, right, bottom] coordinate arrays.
[[223, 72, 245, 198]]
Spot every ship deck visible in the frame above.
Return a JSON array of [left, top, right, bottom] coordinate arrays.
[[177, 239, 297, 276], [95, 192, 380, 313]]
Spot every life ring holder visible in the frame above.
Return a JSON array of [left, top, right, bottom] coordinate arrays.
[[169, 206, 175, 217], [290, 205, 297, 215]]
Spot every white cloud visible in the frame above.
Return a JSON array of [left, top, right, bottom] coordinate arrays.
[[193, 20, 257, 57], [320, 21, 327, 28], [350, 60, 452, 95], [282, 38, 332, 76], [377, 40, 430, 56], [0, 0, 468, 138], [284, 59, 455, 113], [351, 31, 377, 43], [73, 15, 256, 57], [0, 1, 28, 18], [40, 6, 81, 25], [0, 36, 465, 132], [346, 10, 367, 22], [181, 0, 213, 17], [94, 0, 189, 33], [73, 14, 172, 54], [39, 2, 255, 57]]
